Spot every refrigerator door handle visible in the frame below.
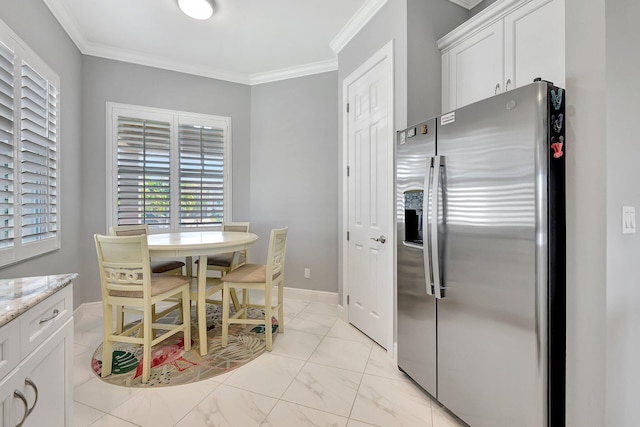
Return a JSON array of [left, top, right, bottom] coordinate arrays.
[[423, 157, 435, 296], [432, 155, 444, 299]]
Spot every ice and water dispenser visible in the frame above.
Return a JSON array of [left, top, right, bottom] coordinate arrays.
[[404, 190, 424, 245]]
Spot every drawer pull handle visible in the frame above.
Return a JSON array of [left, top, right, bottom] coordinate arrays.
[[24, 377, 39, 416], [39, 309, 60, 324], [13, 390, 28, 427]]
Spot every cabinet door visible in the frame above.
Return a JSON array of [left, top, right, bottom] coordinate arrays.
[[504, 0, 565, 89], [18, 318, 73, 427], [445, 20, 504, 111], [0, 372, 23, 427]]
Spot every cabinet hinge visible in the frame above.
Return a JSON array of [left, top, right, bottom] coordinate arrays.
[[347, 295, 350, 305], [347, 165, 350, 177], [347, 231, 350, 241], [346, 103, 350, 113]]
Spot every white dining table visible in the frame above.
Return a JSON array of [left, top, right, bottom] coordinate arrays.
[[147, 231, 258, 355]]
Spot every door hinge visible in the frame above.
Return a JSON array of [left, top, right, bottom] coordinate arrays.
[[347, 165, 350, 177], [346, 103, 350, 113], [347, 231, 350, 241], [347, 295, 350, 305]]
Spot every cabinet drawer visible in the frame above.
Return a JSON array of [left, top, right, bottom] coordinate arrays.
[[19, 286, 72, 358], [0, 321, 20, 381]]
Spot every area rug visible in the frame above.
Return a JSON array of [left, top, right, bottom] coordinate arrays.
[[91, 305, 278, 388]]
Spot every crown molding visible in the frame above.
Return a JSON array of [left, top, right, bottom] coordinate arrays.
[[446, 0, 484, 9], [250, 59, 338, 85], [82, 41, 251, 84], [329, 0, 389, 54], [437, 0, 529, 51]]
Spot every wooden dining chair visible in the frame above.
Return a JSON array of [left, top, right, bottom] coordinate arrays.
[[94, 234, 192, 383], [109, 224, 186, 333], [220, 227, 288, 351]]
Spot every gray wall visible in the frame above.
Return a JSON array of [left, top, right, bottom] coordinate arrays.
[[407, 0, 467, 124], [565, 0, 607, 425], [249, 72, 339, 293], [606, 1, 640, 425], [0, 0, 84, 307], [80, 56, 252, 303]]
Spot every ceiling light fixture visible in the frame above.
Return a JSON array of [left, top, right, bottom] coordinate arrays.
[[178, 0, 214, 20]]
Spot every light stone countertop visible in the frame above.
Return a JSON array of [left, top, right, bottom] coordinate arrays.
[[0, 273, 77, 328]]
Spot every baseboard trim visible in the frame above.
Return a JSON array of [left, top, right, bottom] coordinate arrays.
[[337, 303, 348, 322], [74, 300, 102, 322], [284, 287, 338, 305]]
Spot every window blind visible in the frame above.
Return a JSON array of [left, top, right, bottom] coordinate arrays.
[[0, 41, 14, 249], [107, 103, 231, 232], [0, 20, 60, 267], [178, 124, 225, 227], [116, 116, 171, 228], [20, 63, 58, 244]]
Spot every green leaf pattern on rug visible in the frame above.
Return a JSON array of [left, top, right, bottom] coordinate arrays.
[[112, 350, 139, 374], [251, 323, 279, 334]]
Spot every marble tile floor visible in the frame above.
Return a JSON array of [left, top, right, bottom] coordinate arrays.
[[73, 297, 466, 427]]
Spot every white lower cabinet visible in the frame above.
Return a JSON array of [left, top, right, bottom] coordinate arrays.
[[0, 284, 73, 427], [439, 0, 565, 112]]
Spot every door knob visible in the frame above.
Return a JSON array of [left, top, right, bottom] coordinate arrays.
[[371, 235, 386, 244]]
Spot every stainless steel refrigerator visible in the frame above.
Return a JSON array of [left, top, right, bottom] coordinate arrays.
[[396, 81, 565, 427]]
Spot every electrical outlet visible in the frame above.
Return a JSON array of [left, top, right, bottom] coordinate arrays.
[[304, 268, 311, 279], [623, 206, 636, 234]]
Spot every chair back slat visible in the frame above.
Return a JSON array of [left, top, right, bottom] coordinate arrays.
[[222, 222, 251, 233], [266, 228, 288, 283], [109, 224, 150, 236]]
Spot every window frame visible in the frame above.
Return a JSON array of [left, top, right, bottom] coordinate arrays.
[[0, 19, 61, 267], [106, 102, 233, 233]]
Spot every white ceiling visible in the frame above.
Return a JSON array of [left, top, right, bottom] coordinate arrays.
[[43, 0, 479, 85]]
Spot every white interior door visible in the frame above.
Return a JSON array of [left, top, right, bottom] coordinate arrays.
[[344, 43, 393, 350]]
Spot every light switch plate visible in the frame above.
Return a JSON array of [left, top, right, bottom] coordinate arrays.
[[622, 206, 636, 234]]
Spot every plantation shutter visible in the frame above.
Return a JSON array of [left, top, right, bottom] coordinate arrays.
[[20, 62, 58, 244], [116, 116, 171, 228], [178, 123, 225, 226], [0, 20, 61, 267], [0, 41, 14, 249]]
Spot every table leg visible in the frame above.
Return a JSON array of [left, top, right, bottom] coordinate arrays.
[[197, 255, 208, 356], [229, 251, 242, 311]]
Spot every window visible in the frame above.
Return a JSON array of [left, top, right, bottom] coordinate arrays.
[[106, 103, 231, 231], [0, 20, 60, 267]]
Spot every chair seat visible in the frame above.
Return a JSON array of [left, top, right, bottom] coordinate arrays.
[[221, 263, 266, 283], [109, 275, 190, 298], [150, 260, 185, 274], [194, 253, 234, 267]]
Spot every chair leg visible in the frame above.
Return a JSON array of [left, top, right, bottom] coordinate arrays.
[[116, 306, 124, 334], [142, 305, 152, 384], [102, 302, 114, 378], [265, 285, 273, 351], [182, 289, 192, 351], [230, 289, 241, 312], [278, 283, 284, 333], [222, 283, 230, 347], [238, 288, 248, 327]]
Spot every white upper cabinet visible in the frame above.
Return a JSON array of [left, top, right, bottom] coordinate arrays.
[[439, 0, 565, 112]]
